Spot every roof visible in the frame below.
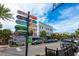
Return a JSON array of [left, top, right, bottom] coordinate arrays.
[[39, 22, 53, 28]]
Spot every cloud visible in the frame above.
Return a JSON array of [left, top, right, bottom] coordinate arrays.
[[59, 5, 79, 20], [53, 19, 79, 33]]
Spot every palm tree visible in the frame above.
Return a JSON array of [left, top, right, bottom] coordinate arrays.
[[0, 4, 13, 20], [0, 4, 13, 44], [75, 29, 79, 38]]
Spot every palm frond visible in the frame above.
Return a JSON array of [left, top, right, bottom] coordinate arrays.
[[0, 4, 13, 21]]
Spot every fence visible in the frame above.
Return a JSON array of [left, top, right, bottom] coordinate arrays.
[[45, 45, 75, 56]]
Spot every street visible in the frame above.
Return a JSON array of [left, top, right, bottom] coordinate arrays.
[[0, 41, 61, 56]]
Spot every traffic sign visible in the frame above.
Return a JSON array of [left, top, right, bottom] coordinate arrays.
[[17, 10, 37, 20], [16, 20, 27, 26], [15, 25, 27, 30], [16, 30, 27, 35], [16, 15, 28, 20], [17, 10, 27, 16], [32, 20, 37, 24]]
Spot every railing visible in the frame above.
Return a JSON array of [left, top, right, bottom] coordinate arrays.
[[45, 45, 76, 56]]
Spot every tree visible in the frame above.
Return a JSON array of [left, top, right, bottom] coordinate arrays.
[[0, 30, 2, 39], [75, 29, 79, 38], [50, 33, 57, 39], [70, 33, 75, 39], [40, 31, 47, 41], [50, 33, 70, 40], [0, 29, 12, 44], [0, 4, 13, 20], [0, 22, 2, 28]]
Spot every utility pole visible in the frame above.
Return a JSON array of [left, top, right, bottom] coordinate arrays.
[[25, 11, 30, 56]]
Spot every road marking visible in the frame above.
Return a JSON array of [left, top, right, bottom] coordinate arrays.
[[16, 47, 22, 51]]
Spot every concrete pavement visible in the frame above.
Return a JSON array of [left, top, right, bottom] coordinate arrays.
[[0, 41, 61, 56]]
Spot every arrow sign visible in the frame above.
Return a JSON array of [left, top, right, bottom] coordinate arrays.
[[16, 15, 28, 20], [16, 30, 27, 35], [15, 25, 27, 30], [17, 10, 37, 20], [32, 20, 37, 24], [16, 20, 27, 26]]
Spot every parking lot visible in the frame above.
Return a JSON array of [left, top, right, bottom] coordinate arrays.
[[28, 41, 61, 56]]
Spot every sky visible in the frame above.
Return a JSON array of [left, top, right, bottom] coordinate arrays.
[[0, 3, 79, 33]]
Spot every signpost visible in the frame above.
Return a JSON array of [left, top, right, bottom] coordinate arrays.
[[16, 10, 37, 56], [15, 11, 30, 56], [25, 11, 30, 56]]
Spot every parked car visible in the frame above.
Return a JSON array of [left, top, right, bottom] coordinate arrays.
[[61, 39, 79, 47], [32, 40, 43, 45], [44, 39, 58, 43], [61, 39, 72, 42]]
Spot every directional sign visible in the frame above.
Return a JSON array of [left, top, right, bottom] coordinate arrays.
[[16, 15, 28, 20], [17, 10, 27, 16], [17, 30, 27, 35], [17, 10, 37, 20], [16, 20, 27, 26], [28, 36, 32, 44], [32, 20, 37, 24], [15, 25, 27, 30]]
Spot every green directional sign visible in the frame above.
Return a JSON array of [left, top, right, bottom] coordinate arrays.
[[17, 30, 27, 35], [28, 36, 32, 44], [16, 20, 27, 26], [32, 20, 37, 24], [15, 25, 27, 30]]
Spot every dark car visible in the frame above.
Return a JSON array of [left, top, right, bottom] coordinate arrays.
[[32, 40, 43, 45], [44, 39, 58, 43], [61, 39, 72, 42]]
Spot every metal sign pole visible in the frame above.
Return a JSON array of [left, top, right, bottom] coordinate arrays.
[[25, 11, 30, 56]]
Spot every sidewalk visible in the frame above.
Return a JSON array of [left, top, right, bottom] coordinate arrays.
[[0, 45, 10, 56]]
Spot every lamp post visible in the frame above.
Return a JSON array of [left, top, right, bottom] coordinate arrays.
[[25, 11, 30, 56]]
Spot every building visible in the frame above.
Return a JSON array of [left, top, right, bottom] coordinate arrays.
[[37, 22, 53, 37]]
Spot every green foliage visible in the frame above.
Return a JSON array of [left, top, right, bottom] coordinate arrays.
[[40, 31, 47, 39], [50, 33, 70, 40], [0, 29, 12, 44], [0, 4, 13, 20], [0, 22, 2, 28], [75, 29, 79, 38]]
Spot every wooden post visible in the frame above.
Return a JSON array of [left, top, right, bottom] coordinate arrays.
[[56, 48, 59, 56], [45, 46, 47, 56]]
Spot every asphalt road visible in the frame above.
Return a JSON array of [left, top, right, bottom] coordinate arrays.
[[0, 41, 62, 56]]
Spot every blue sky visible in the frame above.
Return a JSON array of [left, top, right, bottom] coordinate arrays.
[[42, 3, 79, 33], [1, 3, 79, 33]]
